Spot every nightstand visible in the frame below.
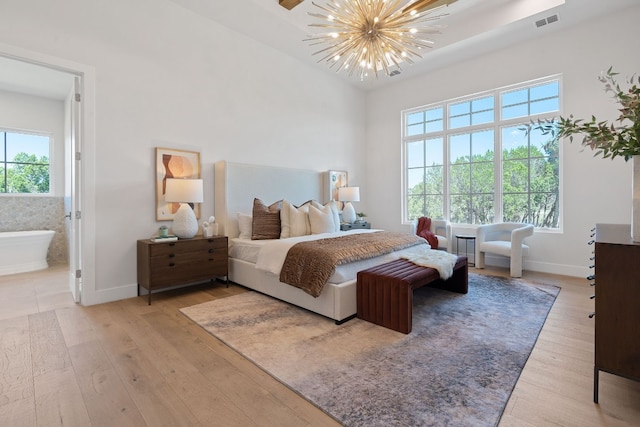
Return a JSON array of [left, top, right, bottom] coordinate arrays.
[[137, 236, 228, 304], [340, 222, 371, 231]]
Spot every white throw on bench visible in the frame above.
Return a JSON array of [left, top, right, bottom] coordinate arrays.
[[475, 223, 534, 277]]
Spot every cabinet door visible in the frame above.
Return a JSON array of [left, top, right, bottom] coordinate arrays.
[[595, 241, 640, 378]]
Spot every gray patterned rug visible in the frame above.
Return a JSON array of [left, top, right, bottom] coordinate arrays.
[[181, 274, 559, 427]]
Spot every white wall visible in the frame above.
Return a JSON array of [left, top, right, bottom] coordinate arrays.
[[0, 89, 65, 194], [365, 6, 640, 277], [0, 0, 366, 303]]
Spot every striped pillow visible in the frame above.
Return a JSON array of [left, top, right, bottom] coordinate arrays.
[[251, 198, 282, 240]]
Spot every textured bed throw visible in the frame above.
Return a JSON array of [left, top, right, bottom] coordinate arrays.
[[280, 231, 425, 297]]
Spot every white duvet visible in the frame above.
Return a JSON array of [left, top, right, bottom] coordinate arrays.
[[254, 229, 458, 281]]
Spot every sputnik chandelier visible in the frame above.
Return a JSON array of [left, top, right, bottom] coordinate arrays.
[[306, 0, 453, 80]]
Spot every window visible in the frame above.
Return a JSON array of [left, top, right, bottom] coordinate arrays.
[[403, 77, 560, 229], [0, 130, 51, 194]]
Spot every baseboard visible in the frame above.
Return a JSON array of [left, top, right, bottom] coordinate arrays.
[[81, 283, 138, 306], [481, 254, 590, 279]]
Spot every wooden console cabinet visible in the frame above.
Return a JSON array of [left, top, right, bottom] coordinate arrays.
[[137, 236, 228, 305], [593, 224, 640, 402]]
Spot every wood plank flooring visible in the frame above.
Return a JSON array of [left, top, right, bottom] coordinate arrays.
[[1, 264, 639, 426]]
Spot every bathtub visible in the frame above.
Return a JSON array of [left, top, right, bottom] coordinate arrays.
[[0, 230, 56, 276]]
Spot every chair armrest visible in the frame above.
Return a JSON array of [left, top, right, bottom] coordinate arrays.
[[511, 224, 534, 247], [444, 221, 453, 252], [410, 220, 417, 235]]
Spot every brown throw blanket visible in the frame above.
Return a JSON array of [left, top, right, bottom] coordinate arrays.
[[416, 217, 439, 249], [280, 231, 427, 297]]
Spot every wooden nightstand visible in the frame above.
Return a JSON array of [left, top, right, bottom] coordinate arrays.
[[137, 236, 228, 305], [340, 222, 371, 231]]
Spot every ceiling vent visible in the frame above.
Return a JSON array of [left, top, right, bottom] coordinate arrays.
[[535, 14, 559, 28]]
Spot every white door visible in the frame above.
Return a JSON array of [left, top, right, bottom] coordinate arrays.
[[66, 76, 82, 303]]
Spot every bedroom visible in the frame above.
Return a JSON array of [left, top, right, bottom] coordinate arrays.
[[0, 0, 637, 305], [0, 0, 639, 425]]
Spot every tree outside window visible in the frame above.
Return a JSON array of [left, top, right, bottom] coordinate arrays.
[[1, 131, 51, 194]]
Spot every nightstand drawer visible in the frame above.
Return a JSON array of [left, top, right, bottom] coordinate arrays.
[[147, 237, 226, 257], [340, 222, 371, 231], [149, 258, 228, 288]]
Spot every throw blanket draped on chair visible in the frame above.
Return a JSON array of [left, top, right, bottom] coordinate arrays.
[[416, 217, 439, 249]]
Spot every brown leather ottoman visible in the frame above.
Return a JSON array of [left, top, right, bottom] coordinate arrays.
[[356, 256, 468, 334]]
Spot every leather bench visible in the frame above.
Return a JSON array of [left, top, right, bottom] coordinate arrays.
[[356, 256, 468, 334]]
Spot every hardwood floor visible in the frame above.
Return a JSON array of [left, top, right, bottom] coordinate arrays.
[[1, 265, 639, 426]]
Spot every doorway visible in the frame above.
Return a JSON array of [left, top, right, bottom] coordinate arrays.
[[0, 48, 91, 304]]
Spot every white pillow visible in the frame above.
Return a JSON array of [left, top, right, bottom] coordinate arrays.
[[237, 212, 252, 239], [309, 203, 337, 234], [280, 200, 311, 238], [312, 200, 340, 232]]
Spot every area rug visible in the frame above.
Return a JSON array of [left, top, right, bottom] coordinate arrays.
[[180, 274, 559, 427]]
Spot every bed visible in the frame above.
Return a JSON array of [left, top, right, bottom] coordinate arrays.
[[214, 160, 455, 323]]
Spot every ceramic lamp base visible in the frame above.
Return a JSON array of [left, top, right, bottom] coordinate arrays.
[[342, 202, 356, 224], [171, 203, 199, 239]]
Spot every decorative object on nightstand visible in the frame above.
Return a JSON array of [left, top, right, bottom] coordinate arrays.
[[164, 178, 204, 239], [356, 212, 367, 223], [338, 186, 360, 224], [202, 216, 218, 238]]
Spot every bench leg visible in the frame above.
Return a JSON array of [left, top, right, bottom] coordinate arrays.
[[357, 277, 413, 334]]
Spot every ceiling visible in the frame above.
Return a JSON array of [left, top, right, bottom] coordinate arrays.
[[0, 0, 637, 98], [165, 0, 638, 90]]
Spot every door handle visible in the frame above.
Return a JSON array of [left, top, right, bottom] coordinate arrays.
[[64, 213, 72, 219]]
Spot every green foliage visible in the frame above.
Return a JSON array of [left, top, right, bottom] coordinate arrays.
[[529, 67, 640, 161], [2, 152, 50, 193], [408, 140, 559, 228]]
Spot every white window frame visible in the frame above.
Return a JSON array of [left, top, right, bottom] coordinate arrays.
[[401, 75, 563, 230]]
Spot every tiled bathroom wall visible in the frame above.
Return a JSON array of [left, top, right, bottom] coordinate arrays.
[[0, 196, 68, 265]]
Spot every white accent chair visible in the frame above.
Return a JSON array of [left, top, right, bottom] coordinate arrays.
[[475, 223, 534, 277], [411, 218, 453, 252]]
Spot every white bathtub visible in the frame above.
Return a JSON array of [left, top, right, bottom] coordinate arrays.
[[0, 230, 56, 276]]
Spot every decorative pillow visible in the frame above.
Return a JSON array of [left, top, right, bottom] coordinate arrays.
[[280, 200, 311, 238], [312, 200, 340, 232], [237, 212, 252, 239], [309, 203, 337, 234], [251, 198, 282, 240]]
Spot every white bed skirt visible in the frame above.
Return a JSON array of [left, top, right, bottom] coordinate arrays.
[[229, 258, 357, 322]]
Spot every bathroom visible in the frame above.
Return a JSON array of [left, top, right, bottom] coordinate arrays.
[[0, 58, 73, 308]]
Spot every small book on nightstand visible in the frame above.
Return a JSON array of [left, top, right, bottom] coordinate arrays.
[[151, 235, 178, 242]]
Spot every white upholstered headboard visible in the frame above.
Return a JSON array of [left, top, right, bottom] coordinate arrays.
[[214, 161, 325, 238]]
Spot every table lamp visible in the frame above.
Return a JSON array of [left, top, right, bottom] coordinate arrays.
[[338, 186, 360, 224], [164, 178, 204, 238]]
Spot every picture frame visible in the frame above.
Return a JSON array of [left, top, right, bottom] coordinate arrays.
[[326, 170, 348, 210], [156, 147, 201, 221]]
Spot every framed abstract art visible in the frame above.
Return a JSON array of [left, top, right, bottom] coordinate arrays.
[[326, 170, 348, 210], [156, 147, 201, 221]]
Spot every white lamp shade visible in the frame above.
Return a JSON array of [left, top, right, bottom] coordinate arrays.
[[338, 186, 360, 202], [164, 178, 204, 203], [164, 178, 203, 239]]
